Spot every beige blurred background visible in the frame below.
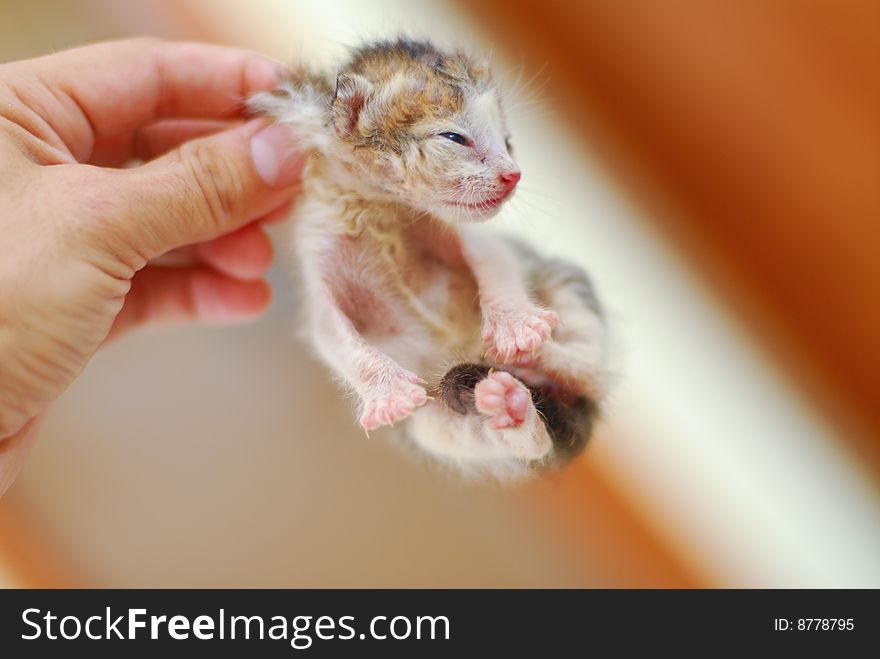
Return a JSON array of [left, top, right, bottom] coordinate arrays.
[[1, 0, 879, 588]]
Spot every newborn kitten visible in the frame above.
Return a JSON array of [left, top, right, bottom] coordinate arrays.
[[250, 39, 606, 478]]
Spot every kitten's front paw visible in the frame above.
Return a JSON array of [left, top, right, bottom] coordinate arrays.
[[482, 304, 558, 364], [359, 371, 428, 431], [474, 370, 532, 430]]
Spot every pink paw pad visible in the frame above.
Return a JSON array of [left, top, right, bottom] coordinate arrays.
[[482, 306, 559, 365], [474, 370, 532, 430], [359, 370, 428, 431]]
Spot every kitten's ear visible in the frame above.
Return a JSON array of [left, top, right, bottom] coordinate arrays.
[[468, 54, 495, 92], [331, 73, 374, 138]]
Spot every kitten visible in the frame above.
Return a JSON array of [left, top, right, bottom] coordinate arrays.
[[250, 39, 606, 478]]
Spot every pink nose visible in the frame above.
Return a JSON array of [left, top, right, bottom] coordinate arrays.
[[499, 170, 521, 190]]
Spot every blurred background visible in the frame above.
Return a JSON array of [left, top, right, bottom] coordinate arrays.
[[1, 0, 879, 588]]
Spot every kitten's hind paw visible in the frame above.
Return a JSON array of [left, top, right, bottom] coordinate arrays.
[[474, 370, 532, 430]]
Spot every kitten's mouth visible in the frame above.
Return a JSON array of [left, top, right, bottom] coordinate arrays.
[[447, 190, 513, 214]]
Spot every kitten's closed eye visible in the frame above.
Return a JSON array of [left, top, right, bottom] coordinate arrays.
[[439, 132, 470, 146]]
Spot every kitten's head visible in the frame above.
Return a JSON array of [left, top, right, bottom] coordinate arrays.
[[330, 40, 519, 222], [254, 39, 520, 223]]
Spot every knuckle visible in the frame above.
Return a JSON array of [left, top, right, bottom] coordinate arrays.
[[179, 140, 245, 230], [54, 170, 148, 272]]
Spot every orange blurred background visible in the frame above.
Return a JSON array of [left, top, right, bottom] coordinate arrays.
[[1, 0, 878, 588]]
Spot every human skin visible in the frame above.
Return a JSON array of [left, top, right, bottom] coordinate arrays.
[[0, 38, 305, 497]]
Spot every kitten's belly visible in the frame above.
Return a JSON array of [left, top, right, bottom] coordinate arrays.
[[362, 262, 482, 382]]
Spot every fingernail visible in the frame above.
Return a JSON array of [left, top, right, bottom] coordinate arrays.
[[250, 123, 304, 187]]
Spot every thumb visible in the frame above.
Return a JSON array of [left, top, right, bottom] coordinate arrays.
[[115, 119, 304, 259]]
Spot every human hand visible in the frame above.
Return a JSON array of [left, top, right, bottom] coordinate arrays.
[[0, 38, 303, 496]]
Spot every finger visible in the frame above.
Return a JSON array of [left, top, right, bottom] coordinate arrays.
[[104, 119, 304, 262], [196, 222, 274, 280], [107, 265, 272, 340], [23, 38, 280, 162], [150, 199, 291, 268], [257, 199, 294, 224], [91, 118, 238, 167], [258, 199, 295, 225]]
